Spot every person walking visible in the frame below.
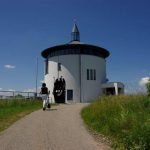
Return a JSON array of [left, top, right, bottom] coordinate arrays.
[[40, 83, 50, 111]]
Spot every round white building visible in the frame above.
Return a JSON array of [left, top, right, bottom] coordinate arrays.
[[41, 24, 110, 103]]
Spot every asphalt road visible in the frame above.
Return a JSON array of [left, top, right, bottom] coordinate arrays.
[[0, 103, 110, 150]]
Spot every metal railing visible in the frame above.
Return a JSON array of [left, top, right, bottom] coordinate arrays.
[[0, 90, 40, 99]]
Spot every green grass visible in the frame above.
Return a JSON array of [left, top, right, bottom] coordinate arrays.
[[0, 99, 42, 132], [81, 95, 150, 149]]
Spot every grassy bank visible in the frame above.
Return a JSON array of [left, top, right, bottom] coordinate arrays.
[[81, 95, 150, 149], [0, 99, 42, 132]]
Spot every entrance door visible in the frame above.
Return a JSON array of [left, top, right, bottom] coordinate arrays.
[[106, 88, 115, 95], [53, 78, 66, 103], [67, 90, 73, 100]]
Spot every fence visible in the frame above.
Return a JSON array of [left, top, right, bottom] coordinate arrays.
[[0, 91, 40, 99]]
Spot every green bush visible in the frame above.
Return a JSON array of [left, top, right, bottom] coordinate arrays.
[[81, 95, 150, 149]]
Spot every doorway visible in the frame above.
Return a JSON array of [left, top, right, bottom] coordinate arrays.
[[53, 77, 66, 103], [67, 90, 73, 100]]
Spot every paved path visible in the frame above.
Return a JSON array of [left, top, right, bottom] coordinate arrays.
[[0, 103, 110, 150]]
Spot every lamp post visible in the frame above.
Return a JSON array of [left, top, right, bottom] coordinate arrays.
[[35, 57, 38, 97]]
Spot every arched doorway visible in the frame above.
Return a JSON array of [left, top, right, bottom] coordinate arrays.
[[53, 77, 66, 103]]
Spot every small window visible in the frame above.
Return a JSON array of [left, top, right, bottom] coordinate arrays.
[[87, 69, 96, 81], [94, 69, 96, 80], [87, 69, 89, 80], [90, 69, 93, 80], [58, 63, 61, 71], [45, 59, 48, 74]]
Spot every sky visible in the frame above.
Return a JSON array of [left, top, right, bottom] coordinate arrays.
[[0, 0, 150, 93]]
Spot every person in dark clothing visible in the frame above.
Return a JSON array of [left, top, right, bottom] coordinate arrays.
[[40, 83, 50, 110]]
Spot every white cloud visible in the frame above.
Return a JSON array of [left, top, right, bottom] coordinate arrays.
[[139, 77, 150, 87], [24, 87, 41, 93], [0, 88, 2, 90], [4, 64, 16, 69]]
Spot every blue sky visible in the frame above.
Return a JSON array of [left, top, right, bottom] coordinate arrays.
[[0, 0, 150, 93]]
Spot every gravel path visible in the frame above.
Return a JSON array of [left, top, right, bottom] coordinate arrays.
[[0, 103, 110, 150]]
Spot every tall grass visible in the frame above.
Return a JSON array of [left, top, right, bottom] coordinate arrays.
[[0, 99, 42, 132], [81, 95, 150, 149]]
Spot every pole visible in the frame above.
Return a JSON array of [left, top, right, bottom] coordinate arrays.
[[35, 57, 38, 97]]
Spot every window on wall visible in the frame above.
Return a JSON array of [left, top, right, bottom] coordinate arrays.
[[90, 69, 93, 80], [87, 69, 89, 80], [94, 69, 96, 80], [58, 63, 61, 71], [87, 69, 96, 80], [45, 59, 48, 75]]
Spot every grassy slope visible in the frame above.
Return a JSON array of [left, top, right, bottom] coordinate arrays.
[[81, 95, 150, 149], [0, 99, 42, 132]]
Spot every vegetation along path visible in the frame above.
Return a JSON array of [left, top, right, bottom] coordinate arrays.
[[0, 103, 110, 150]]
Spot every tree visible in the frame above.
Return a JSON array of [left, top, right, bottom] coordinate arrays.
[[146, 78, 150, 96]]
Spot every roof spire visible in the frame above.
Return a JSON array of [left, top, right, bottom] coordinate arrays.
[[71, 22, 80, 42]]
